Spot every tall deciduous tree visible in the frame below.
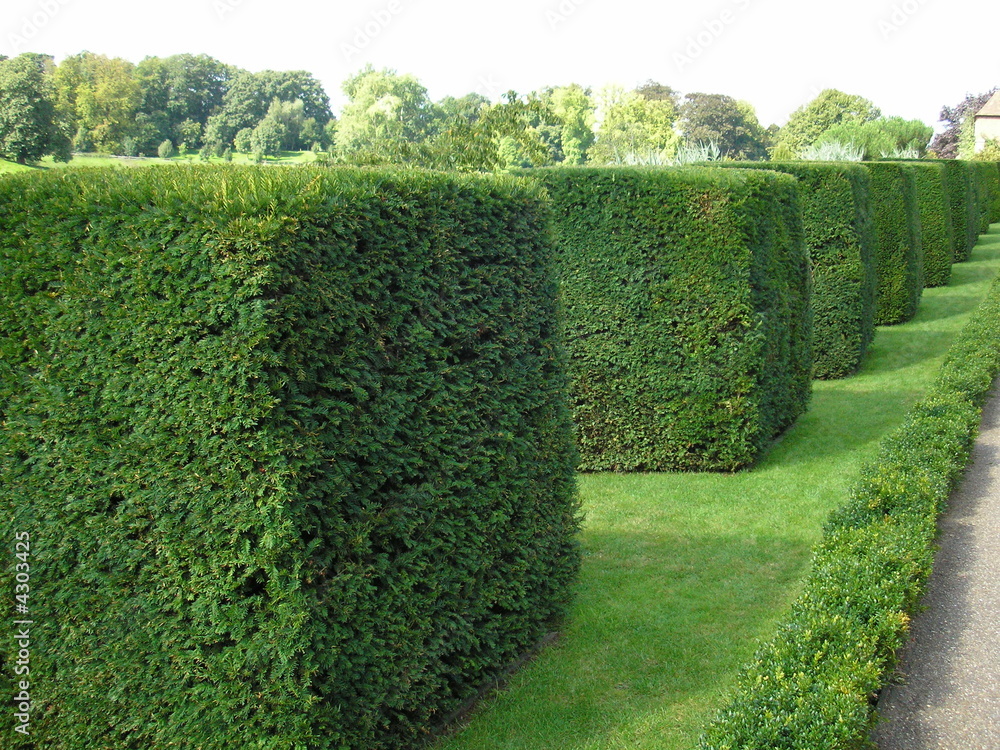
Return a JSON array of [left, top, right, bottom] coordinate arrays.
[[204, 69, 331, 149], [0, 53, 70, 164], [773, 89, 881, 158], [678, 93, 769, 160], [333, 66, 438, 159], [589, 84, 680, 164], [53, 52, 141, 154], [546, 84, 596, 164]]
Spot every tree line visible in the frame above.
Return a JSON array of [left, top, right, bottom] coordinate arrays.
[[0, 50, 988, 169]]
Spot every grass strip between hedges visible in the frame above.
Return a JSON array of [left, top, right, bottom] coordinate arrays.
[[699, 225, 1000, 749], [436, 229, 1000, 750]]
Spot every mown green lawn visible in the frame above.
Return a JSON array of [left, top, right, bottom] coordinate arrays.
[[0, 151, 319, 173], [436, 227, 1000, 750]]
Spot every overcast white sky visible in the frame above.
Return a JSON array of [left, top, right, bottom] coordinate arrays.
[[3, 0, 997, 130]]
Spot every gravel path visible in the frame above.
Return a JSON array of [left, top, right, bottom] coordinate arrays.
[[873, 388, 1000, 750]]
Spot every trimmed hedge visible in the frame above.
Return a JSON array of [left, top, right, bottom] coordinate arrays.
[[698, 247, 1000, 750], [861, 162, 924, 325], [933, 159, 978, 262], [902, 161, 956, 288], [713, 161, 877, 379], [995, 161, 1000, 222], [968, 161, 1000, 234], [525, 166, 812, 472], [973, 160, 1000, 229], [0, 166, 581, 749]]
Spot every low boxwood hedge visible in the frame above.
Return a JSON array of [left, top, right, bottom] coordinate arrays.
[[698, 255, 1000, 750]]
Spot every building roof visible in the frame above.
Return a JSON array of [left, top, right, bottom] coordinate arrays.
[[976, 91, 1000, 118]]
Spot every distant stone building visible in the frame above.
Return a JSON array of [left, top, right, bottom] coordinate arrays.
[[974, 91, 1000, 152]]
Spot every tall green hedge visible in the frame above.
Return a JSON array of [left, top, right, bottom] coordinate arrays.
[[526, 166, 812, 472], [933, 159, 978, 262], [699, 238, 1000, 750], [968, 161, 1000, 234], [973, 160, 1000, 229], [0, 166, 580, 750], [901, 161, 955, 288], [861, 162, 924, 325], [995, 161, 1000, 222], [713, 161, 877, 379]]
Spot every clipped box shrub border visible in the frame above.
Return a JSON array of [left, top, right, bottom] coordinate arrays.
[[697, 261, 1000, 749]]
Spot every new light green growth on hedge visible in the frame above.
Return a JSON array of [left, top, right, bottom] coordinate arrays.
[[862, 161, 924, 324], [0, 166, 580, 750], [714, 161, 877, 379], [528, 166, 812, 471]]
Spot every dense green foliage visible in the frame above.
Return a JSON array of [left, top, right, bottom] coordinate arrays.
[[898, 161, 956, 288], [862, 162, 924, 324], [0, 53, 71, 164], [714, 162, 877, 378], [932, 158, 978, 262], [0, 166, 580, 749], [772, 89, 881, 158], [972, 160, 1000, 230], [527, 166, 811, 471], [814, 117, 933, 159], [699, 244, 1000, 750], [677, 93, 769, 160]]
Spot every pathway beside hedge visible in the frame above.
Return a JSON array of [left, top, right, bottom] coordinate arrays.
[[873, 388, 1000, 750]]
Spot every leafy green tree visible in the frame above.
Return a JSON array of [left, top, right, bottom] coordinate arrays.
[[207, 69, 332, 147], [233, 127, 253, 153], [814, 116, 933, 159], [635, 79, 680, 108], [333, 66, 439, 160], [422, 91, 551, 171], [173, 118, 203, 149], [261, 98, 306, 150], [546, 84, 596, 164], [53, 52, 141, 154], [249, 116, 285, 156], [589, 84, 680, 164], [773, 89, 881, 158], [134, 54, 241, 151], [157, 139, 175, 159], [678, 93, 769, 160], [0, 53, 71, 164]]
